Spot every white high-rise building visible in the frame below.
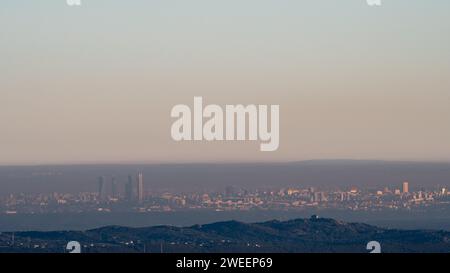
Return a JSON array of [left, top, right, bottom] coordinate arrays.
[[402, 181, 409, 194], [137, 172, 144, 203]]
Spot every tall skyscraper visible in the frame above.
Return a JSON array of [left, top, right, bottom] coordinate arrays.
[[98, 176, 106, 200], [402, 181, 409, 194], [111, 176, 117, 199], [125, 175, 133, 201], [137, 172, 144, 203]]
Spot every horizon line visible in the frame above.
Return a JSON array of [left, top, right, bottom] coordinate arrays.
[[1, 158, 450, 167]]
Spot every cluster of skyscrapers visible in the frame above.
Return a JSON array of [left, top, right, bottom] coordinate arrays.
[[98, 172, 144, 203]]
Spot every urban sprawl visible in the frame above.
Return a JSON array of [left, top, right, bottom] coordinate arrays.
[[1, 173, 449, 214]]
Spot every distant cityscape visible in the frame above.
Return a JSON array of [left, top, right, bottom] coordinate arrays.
[[1, 173, 449, 214]]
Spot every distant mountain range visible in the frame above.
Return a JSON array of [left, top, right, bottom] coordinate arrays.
[[1, 217, 449, 253], [1, 160, 450, 193]]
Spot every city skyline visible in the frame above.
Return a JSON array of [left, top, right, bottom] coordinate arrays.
[[1, 0, 450, 259], [2, 176, 449, 230], [2, 170, 449, 232]]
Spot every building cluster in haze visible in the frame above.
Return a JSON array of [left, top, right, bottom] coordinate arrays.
[[1, 176, 449, 214]]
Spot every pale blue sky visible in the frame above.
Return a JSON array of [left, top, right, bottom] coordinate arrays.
[[1, 0, 450, 164]]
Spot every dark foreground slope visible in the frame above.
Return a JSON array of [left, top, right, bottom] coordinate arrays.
[[1, 217, 449, 253]]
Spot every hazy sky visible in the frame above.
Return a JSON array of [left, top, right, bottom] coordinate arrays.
[[1, 0, 450, 165]]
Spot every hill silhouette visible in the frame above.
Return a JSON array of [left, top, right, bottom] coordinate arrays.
[[1, 216, 449, 253]]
